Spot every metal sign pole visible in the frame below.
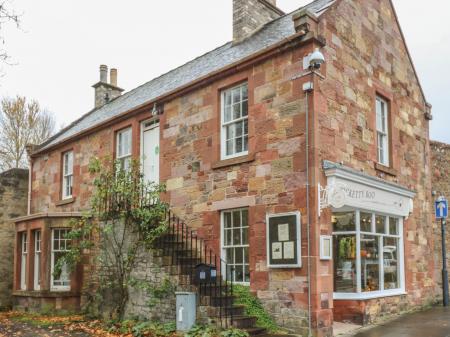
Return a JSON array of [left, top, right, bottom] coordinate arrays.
[[442, 217, 449, 307]]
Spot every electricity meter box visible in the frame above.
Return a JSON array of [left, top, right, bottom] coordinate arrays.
[[175, 292, 196, 331]]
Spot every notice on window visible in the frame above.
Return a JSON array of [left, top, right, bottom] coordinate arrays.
[[284, 241, 295, 259], [278, 223, 289, 242], [272, 242, 282, 260]]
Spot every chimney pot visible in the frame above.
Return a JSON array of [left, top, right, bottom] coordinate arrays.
[[110, 68, 118, 87], [100, 64, 108, 83]]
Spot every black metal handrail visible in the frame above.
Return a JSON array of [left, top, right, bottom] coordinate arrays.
[[157, 209, 234, 329], [100, 187, 234, 328]]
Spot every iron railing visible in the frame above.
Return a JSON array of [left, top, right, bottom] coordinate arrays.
[[99, 187, 234, 328], [155, 209, 234, 328]]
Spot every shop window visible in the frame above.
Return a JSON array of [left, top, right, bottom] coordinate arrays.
[[51, 229, 71, 290], [20, 232, 27, 290], [221, 83, 249, 160], [333, 210, 404, 299], [222, 208, 249, 283], [376, 96, 390, 166], [116, 127, 132, 170], [34, 230, 41, 290], [62, 151, 73, 199]]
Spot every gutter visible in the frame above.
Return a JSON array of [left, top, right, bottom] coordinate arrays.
[[31, 33, 324, 158]]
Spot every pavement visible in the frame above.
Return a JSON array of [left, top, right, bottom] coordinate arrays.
[[338, 306, 450, 337]]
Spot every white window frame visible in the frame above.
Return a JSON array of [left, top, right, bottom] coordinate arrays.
[[333, 209, 405, 300], [116, 127, 132, 170], [320, 235, 333, 260], [34, 230, 41, 290], [220, 83, 249, 160], [376, 96, 390, 166], [51, 228, 71, 291], [62, 151, 73, 199], [20, 232, 27, 291], [220, 208, 250, 285]]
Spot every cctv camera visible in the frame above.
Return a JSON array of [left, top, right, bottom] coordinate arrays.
[[309, 48, 325, 69]]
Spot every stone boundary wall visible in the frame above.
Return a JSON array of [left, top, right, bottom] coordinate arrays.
[[0, 168, 29, 309]]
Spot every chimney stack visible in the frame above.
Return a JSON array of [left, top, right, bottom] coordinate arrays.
[[233, 0, 284, 42], [92, 65, 124, 109], [100, 64, 108, 83], [110, 68, 118, 87]]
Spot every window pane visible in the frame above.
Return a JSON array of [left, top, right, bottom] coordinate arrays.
[[226, 248, 234, 264], [226, 124, 235, 140], [375, 215, 386, 234], [332, 212, 356, 232], [225, 229, 232, 246], [234, 265, 244, 283], [233, 103, 241, 120], [226, 140, 233, 156], [333, 235, 357, 293], [236, 121, 243, 137], [224, 212, 232, 228], [360, 212, 372, 232], [389, 217, 399, 235], [232, 88, 241, 104], [242, 100, 248, 117], [225, 92, 232, 106], [361, 234, 380, 292], [224, 106, 232, 123], [384, 237, 400, 290], [235, 248, 244, 264], [233, 229, 240, 245], [236, 137, 243, 153], [241, 209, 248, 227], [242, 84, 248, 101]]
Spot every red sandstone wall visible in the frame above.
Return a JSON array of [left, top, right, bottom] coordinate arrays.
[[316, 0, 436, 325]]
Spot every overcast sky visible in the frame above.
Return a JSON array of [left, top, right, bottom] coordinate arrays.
[[1, 0, 449, 143]]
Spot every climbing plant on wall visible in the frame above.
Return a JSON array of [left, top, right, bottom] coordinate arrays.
[[55, 157, 167, 320]]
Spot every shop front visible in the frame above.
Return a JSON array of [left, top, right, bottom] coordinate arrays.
[[322, 161, 415, 324]]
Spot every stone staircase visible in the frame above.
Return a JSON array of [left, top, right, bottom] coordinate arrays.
[[153, 214, 267, 336]]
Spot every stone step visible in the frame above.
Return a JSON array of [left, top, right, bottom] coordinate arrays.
[[243, 327, 267, 336], [202, 295, 235, 307], [200, 304, 246, 317], [228, 315, 258, 329]]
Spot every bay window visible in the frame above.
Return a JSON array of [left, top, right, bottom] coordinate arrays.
[[333, 210, 404, 299], [221, 83, 248, 160], [117, 127, 132, 170], [51, 228, 71, 290]]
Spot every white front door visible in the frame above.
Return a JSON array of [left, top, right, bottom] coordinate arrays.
[[141, 119, 160, 184]]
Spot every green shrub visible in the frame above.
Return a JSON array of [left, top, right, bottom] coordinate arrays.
[[220, 327, 249, 337], [232, 285, 279, 332]]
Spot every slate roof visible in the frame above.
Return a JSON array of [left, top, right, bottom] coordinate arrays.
[[39, 0, 335, 152]]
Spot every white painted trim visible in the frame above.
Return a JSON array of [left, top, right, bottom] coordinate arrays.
[[33, 230, 41, 291], [325, 168, 415, 199], [140, 118, 160, 184], [333, 210, 405, 299], [333, 290, 407, 301], [220, 83, 249, 161], [266, 211, 302, 269], [220, 208, 250, 285], [320, 235, 333, 260]]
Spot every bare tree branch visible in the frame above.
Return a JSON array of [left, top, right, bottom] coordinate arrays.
[[0, 95, 56, 171], [0, 0, 21, 69]]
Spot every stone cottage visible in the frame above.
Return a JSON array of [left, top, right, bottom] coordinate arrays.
[[12, 0, 437, 336]]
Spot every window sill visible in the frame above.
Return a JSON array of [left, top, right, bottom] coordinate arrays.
[[212, 153, 255, 170], [374, 162, 397, 176], [13, 290, 78, 297], [56, 197, 76, 207], [333, 290, 406, 301]]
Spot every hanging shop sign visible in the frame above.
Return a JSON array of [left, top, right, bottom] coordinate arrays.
[[322, 163, 416, 217], [266, 211, 301, 268]]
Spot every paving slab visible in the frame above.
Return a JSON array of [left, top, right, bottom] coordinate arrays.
[[346, 307, 450, 337]]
